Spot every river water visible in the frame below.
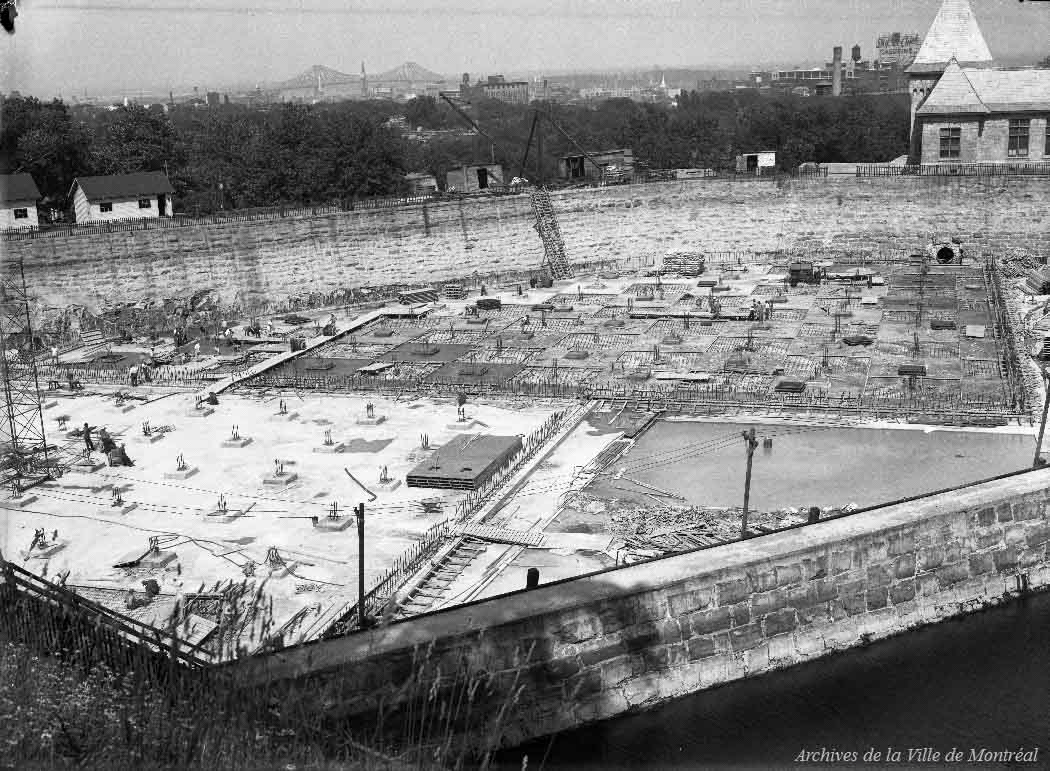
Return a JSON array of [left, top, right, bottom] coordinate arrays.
[[585, 421, 1034, 511], [497, 591, 1050, 769]]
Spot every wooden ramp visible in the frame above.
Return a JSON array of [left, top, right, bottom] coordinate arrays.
[[457, 524, 544, 547]]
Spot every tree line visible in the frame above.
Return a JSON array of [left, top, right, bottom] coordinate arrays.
[[1, 89, 912, 217]]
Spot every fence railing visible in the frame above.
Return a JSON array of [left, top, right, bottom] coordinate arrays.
[[857, 162, 1050, 177], [0, 558, 212, 674], [3, 166, 868, 243], [321, 519, 452, 639]]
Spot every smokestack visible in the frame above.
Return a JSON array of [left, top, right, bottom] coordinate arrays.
[[832, 46, 843, 97]]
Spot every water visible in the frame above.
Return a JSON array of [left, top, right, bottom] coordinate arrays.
[[498, 591, 1050, 769], [587, 421, 1034, 511]]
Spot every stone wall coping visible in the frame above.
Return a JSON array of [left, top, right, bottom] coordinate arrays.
[[232, 466, 1050, 683]]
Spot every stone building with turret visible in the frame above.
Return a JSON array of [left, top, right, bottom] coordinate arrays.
[[908, 0, 1050, 165]]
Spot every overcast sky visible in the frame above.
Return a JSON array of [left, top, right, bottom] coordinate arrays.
[[2, 0, 1047, 97]]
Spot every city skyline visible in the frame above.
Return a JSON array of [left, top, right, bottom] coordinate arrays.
[[1, 0, 1047, 99]]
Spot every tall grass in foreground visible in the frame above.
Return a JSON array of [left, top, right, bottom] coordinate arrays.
[[0, 632, 538, 771]]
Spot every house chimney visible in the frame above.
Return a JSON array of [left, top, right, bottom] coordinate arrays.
[[832, 46, 843, 97]]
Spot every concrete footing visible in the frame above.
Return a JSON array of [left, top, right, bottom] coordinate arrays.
[[142, 433, 165, 444], [97, 504, 138, 517], [222, 437, 253, 448], [71, 460, 105, 473], [263, 472, 298, 486], [313, 442, 345, 454], [206, 509, 243, 524], [165, 467, 199, 480], [9, 495, 38, 508], [376, 478, 402, 492], [186, 408, 215, 418], [314, 516, 354, 532], [356, 415, 387, 426], [447, 419, 481, 430]]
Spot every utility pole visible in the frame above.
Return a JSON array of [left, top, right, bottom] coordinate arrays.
[[741, 428, 758, 538], [355, 502, 366, 629], [1034, 370, 1050, 469]]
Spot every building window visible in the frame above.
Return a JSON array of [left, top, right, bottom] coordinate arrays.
[[138, 199, 152, 209], [939, 127, 961, 160], [1008, 119, 1029, 158], [99, 202, 113, 213], [13, 208, 28, 219]]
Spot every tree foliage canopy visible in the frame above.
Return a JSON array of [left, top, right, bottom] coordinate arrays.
[[1, 90, 909, 216]]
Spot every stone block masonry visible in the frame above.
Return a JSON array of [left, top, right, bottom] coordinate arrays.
[[233, 467, 1050, 749], [7, 176, 1050, 310]]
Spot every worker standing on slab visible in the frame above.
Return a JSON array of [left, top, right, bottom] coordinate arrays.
[[83, 422, 94, 451]]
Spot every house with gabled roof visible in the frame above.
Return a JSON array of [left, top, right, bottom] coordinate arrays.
[[0, 173, 42, 230], [908, 0, 1050, 164], [69, 172, 174, 224]]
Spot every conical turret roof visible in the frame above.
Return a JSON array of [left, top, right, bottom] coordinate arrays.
[[908, 0, 993, 73]]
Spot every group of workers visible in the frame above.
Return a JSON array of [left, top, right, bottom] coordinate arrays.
[[82, 423, 134, 467]]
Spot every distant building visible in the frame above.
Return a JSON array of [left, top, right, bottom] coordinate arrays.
[[405, 172, 438, 196], [206, 91, 220, 107], [446, 164, 504, 193], [481, 76, 530, 105], [909, 0, 1050, 164], [69, 172, 174, 223], [876, 32, 923, 69], [0, 173, 41, 230], [558, 149, 634, 181], [736, 151, 776, 174]]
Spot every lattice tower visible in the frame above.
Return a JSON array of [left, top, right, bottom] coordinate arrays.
[[0, 260, 52, 492]]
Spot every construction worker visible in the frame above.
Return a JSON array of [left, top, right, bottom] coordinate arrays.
[[83, 422, 94, 451]]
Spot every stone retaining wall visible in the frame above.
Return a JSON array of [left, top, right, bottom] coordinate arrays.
[[232, 467, 1050, 748], [9, 176, 1050, 310]]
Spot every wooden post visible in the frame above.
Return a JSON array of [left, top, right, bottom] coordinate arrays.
[[1034, 370, 1050, 469], [741, 428, 758, 538], [356, 503, 366, 629]]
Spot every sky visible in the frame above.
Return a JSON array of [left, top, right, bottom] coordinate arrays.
[[1, 0, 1047, 97]]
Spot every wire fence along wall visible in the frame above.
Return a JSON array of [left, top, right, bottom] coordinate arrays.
[[0, 559, 211, 677], [322, 519, 451, 639], [244, 365, 1027, 425], [1, 167, 866, 242], [857, 162, 1050, 177], [37, 361, 246, 390]]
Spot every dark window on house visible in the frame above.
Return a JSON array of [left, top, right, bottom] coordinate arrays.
[[939, 127, 961, 160], [99, 202, 113, 213], [13, 208, 28, 219], [1045, 122, 1050, 155], [138, 199, 151, 209], [1008, 119, 1029, 158]]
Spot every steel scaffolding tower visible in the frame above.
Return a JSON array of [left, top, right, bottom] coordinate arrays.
[[0, 259, 52, 493]]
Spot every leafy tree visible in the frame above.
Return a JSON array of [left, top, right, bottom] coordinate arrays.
[[0, 96, 91, 208]]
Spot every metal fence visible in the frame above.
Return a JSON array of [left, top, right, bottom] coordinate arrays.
[[857, 162, 1050, 177]]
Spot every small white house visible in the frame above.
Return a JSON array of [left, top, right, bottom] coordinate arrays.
[[69, 172, 174, 224], [735, 151, 777, 174], [0, 173, 41, 230]]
